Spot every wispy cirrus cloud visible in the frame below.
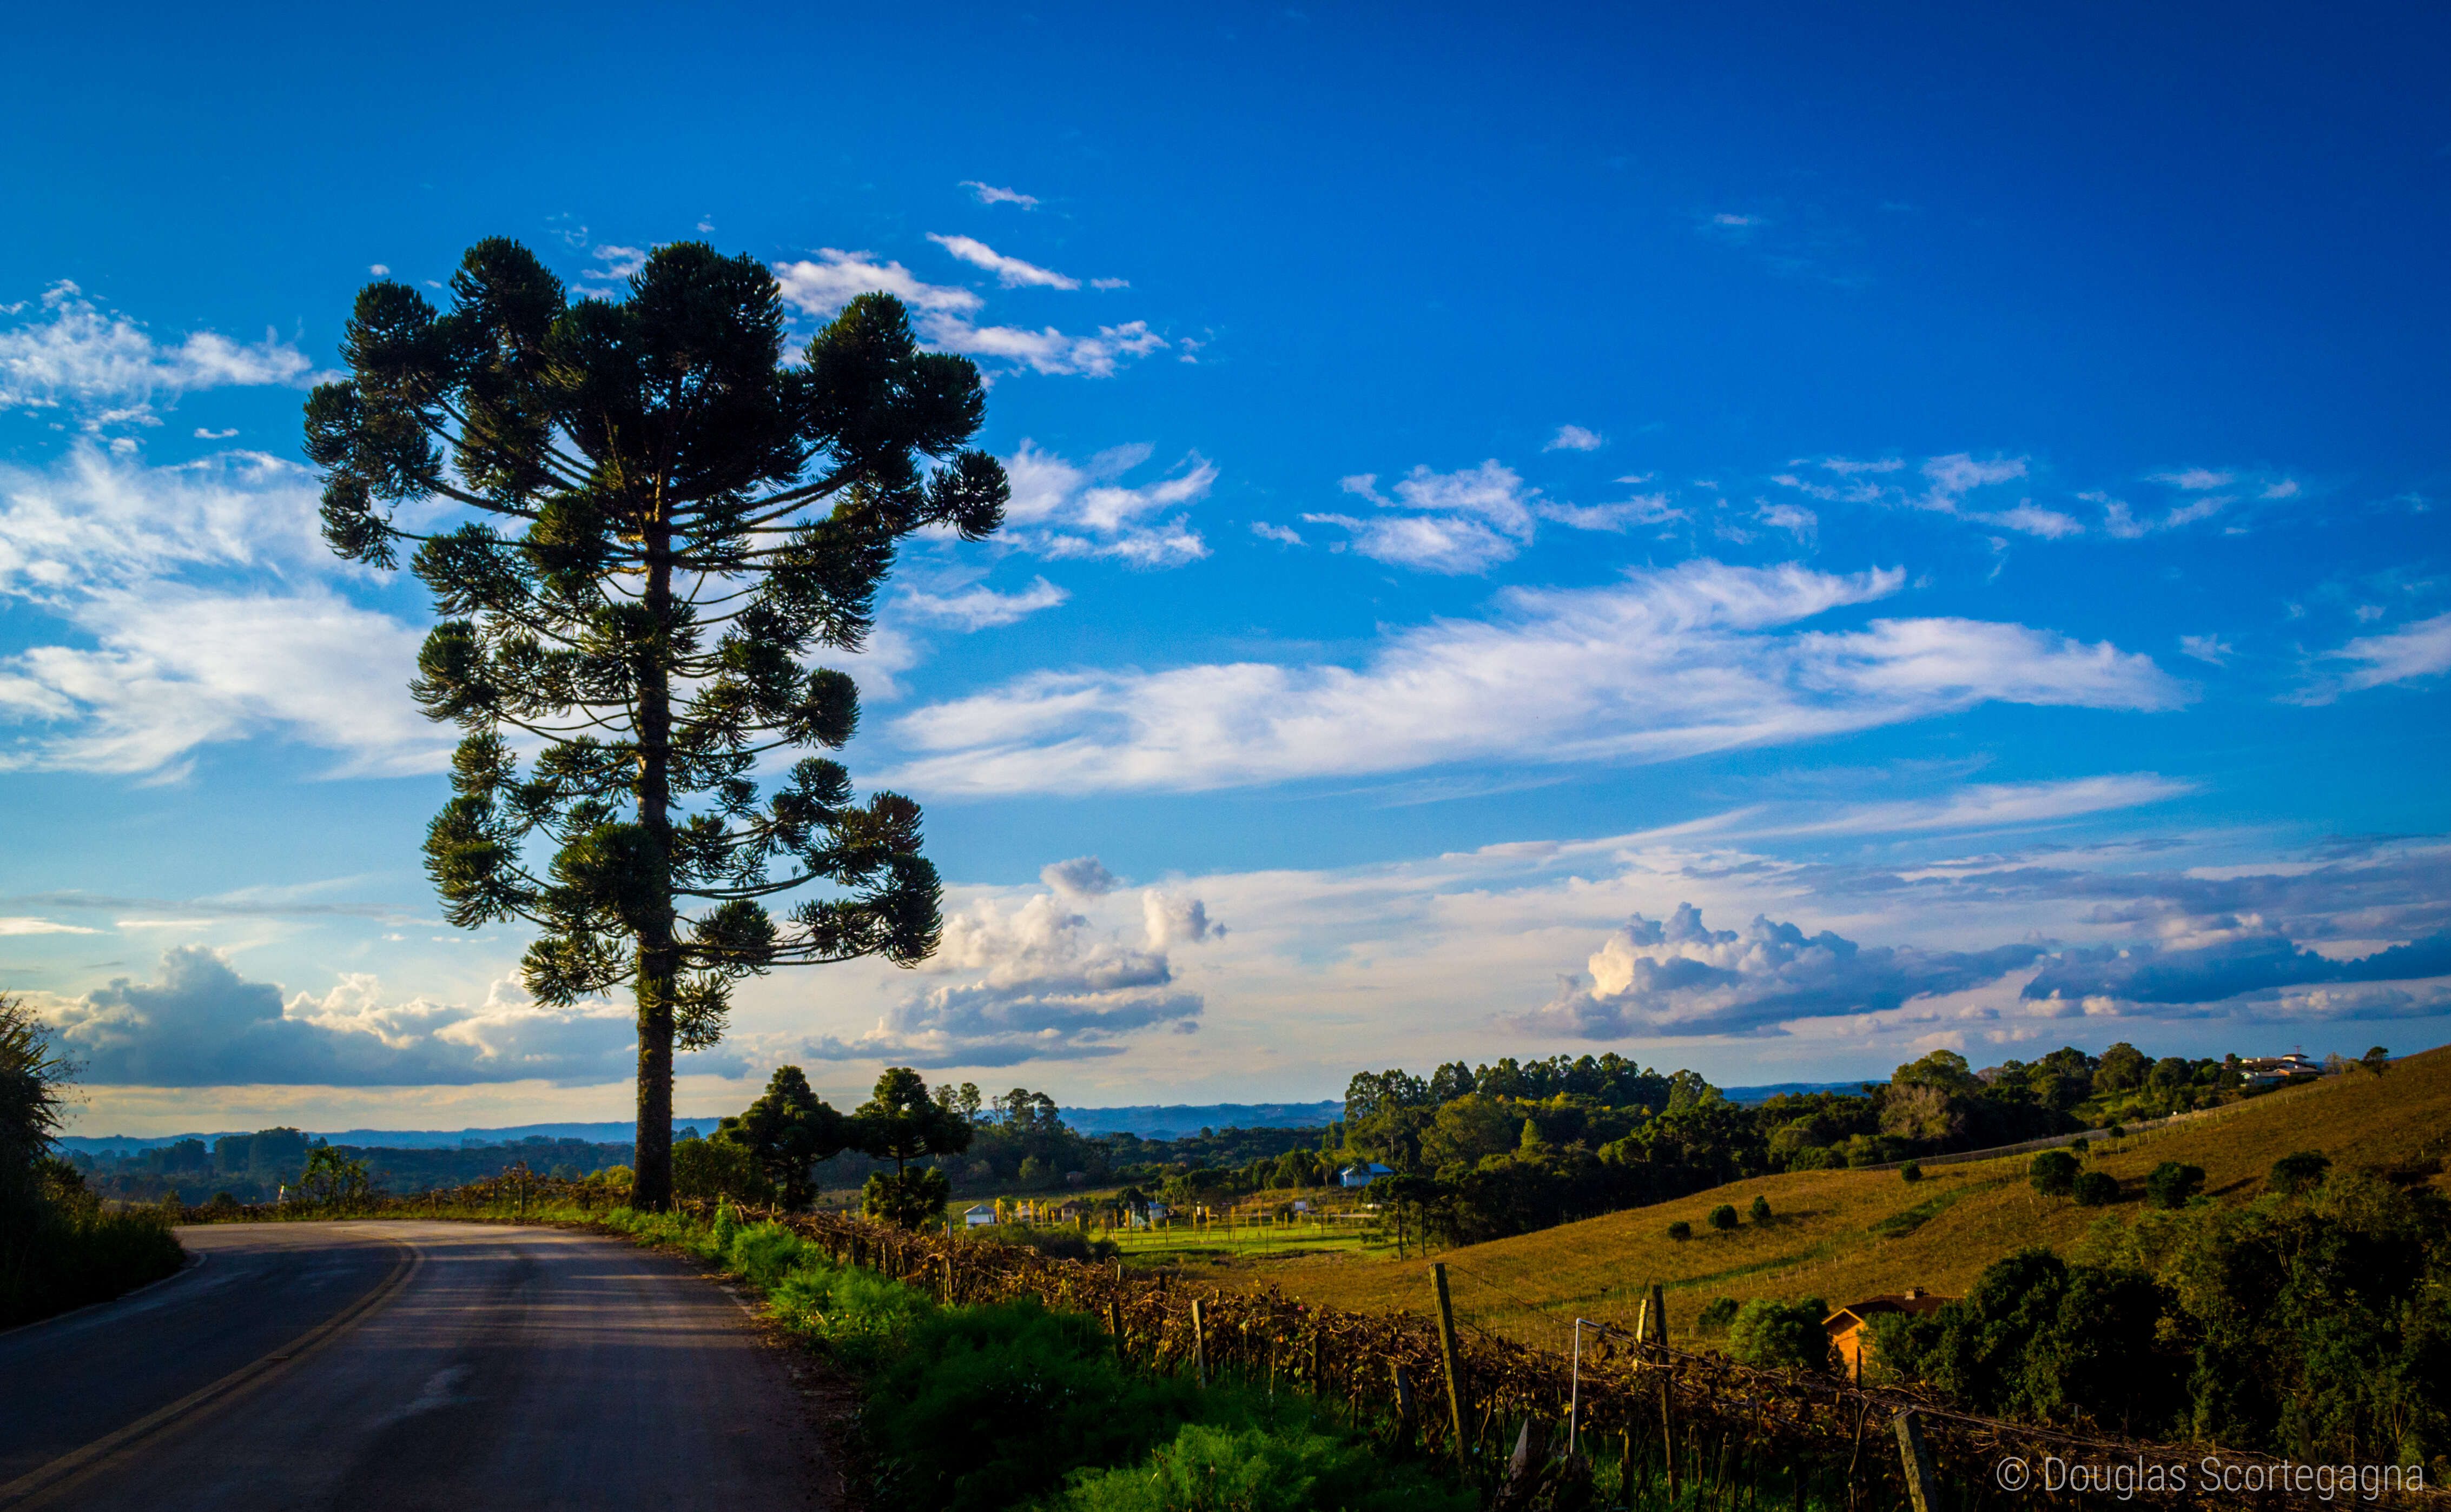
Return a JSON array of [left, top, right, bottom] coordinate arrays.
[[1000, 441, 1215, 567], [1544, 424, 1606, 452], [1777, 453, 2082, 539], [885, 560, 2185, 796], [894, 574, 1069, 631], [0, 283, 327, 436], [771, 250, 1165, 378], [2291, 612, 2451, 704], [927, 234, 1080, 290], [1304, 459, 1673, 573], [772, 250, 983, 316], [960, 181, 1040, 209]]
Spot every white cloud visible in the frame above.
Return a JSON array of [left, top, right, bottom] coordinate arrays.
[[1041, 856, 1120, 898], [917, 314, 1166, 377], [894, 575, 1069, 631], [927, 234, 1080, 290], [960, 181, 1040, 209], [582, 244, 648, 284], [2178, 634, 2234, 665], [771, 250, 983, 318], [1544, 425, 1606, 452], [805, 883, 1215, 1067], [1698, 774, 2196, 840], [1250, 521, 1304, 546], [1755, 502, 1817, 540], [2151, 468, 2233, 491], [2296, 612, 2451, 702], [0, 283, 325, 428], [0, 917, 101, 936], [1091, 277, 1131, 291], [43, 947, 728, 1086], [0, 447, 443, 777], [999, 441, 1214, 567], [367, 263, 390, 276], [886, 560, 2186, 796], [1782, 453, 2077, 538], [1308, 460, 1538, 573]]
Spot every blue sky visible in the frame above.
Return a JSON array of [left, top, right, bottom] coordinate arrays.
[[5, 2, 2448, 1133]]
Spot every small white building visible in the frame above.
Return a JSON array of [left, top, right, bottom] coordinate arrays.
[[1339, 1162, 1393, 1189], [963, 1203, 998, 1228]]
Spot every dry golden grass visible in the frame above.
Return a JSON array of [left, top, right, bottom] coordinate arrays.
[[1240, 1043, 2451, 1349]]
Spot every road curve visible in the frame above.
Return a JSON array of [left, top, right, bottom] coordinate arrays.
[[0, 1221, 828, 1511]]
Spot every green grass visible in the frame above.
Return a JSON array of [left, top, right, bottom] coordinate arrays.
[[1239, 1045, 2451, 1348]]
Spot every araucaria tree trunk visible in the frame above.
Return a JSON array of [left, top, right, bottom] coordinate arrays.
[[306, 240, 1007, 1208]]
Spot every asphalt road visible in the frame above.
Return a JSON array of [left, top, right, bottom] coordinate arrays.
[[0, 1221, 828, 1511]]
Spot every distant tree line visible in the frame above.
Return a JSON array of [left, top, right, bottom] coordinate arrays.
[[1334, 1043, 2300, 1248], [66, 1130, 636, 1205]]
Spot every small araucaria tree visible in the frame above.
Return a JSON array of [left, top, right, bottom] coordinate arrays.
[[306, 239, 1008, 1209]]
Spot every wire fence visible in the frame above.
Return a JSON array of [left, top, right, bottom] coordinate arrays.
[[181, 1178, 2443, 1509]]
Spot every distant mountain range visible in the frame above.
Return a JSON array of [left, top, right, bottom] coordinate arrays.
[[58, 1084, 1871, 1154]]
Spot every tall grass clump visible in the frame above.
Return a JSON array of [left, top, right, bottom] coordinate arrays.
[[0, 995, 185, 1327]]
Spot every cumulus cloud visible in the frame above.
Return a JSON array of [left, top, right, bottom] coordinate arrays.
[[1544, 425, 1606, 452], [2023, 929, 2451, 1011], [1000, 441, 1215, 566], [886, 560, 2186, 796], [42, 946, 729, 1086], [805, 883, 1218, 1067], [894, 575, 1068, 631], [1042, 856, 1120, 898], [0, 283, 326, 429], [927, 234, 1080, 290], [1526, 903, 2049, 1038]]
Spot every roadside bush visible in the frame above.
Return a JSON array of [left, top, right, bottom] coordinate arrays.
[[674, 1135, 774, 1206], [1749, 1195, 1772, 1222], [2268, 1150, 2331, 1196], [2029, 1149, 2080, 1197], [2145, 1161, 2205, 1209], [1900, 1162, 1924, 1184], [1666, 1220, 1692, 1240], [2071, 1171, 2119, 1207], [1696, 1296, 1739, 1333], [1042, 1422, 1473, 1512], [1726, 1296, 1831, 1372], [1708, 1203, 1739, 1231], [994, 1226, 1120, 1264]]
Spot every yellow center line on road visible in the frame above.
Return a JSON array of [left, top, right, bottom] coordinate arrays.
[[0, 1234, 421, 1510]]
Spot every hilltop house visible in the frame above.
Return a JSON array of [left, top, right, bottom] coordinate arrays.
[[2238, 1053, 2326, 1090], [1824, 1288, 1952, 1376], [1339, 1162, 1394, 1189], [963, 1203, 997, 1228]]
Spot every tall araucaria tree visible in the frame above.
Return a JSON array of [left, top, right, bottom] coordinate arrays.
[[305, 239, 1007, 1209]]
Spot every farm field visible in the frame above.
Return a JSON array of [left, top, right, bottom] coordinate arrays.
[[1227, 1045, 2451, 1351]]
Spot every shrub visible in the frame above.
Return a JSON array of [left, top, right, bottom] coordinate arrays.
[[2029, 1148, 2080, 1197], [1749, 1195, 1772, 1222], [1666, 1220, 1692, 1240], [2145, 1161, 2205, 1210], [2268, 1150, 2331, 1196], [1042, 1422, 1474, 1512], [1708, 1203, 1740, 1231], [1696, 1296, 1740, 1332], [2071, 1171, 2119, 1207], [674, 1135, 773, 1206], [1900, 1162, 1924, 1184], [1726, 1296, 1831, 1372]]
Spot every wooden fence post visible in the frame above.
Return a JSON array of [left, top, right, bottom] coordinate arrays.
[[1893, 1411, 1941, 1512], [1650, 1282, 1675, 1503], [1191, 1298, 1208, 1386], [1107, 1298, 1125, 1361], [1430, 1263, 1470, 1468]]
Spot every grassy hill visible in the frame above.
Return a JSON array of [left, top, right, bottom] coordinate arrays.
[[1243, 1043, 2451, 1349]]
